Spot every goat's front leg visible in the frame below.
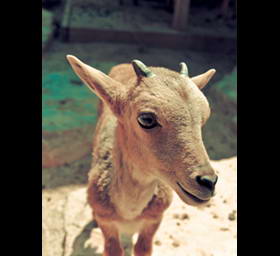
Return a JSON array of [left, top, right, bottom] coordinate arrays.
[[134, 219, 162, 256], [98, 222, 124, 256]]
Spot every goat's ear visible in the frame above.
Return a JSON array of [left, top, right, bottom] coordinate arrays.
[[191, 69, 216, 90], [66, 55, 125, 114]]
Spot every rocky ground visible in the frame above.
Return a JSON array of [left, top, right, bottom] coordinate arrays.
[[42, 157, 237, 256]]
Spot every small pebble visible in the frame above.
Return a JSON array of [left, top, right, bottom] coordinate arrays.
[[172, 241, 180, 247], [154, 240, 161, 246], [176, 222, 181, 226], [180, 213, 189, 220], [173, 213, 180, 219], [220, 227, 229, 231], [212, 213, 219, 219], [228, 210, 236, 221], [223, 199, 227, 204]]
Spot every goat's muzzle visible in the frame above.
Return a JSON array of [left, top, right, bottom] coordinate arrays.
[[175, 173, 218, 206], [196, 174, 218, 193]]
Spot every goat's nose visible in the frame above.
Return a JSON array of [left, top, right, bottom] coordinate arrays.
[[196, 175, 218, 191]]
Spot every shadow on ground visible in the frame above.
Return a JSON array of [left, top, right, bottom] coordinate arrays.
[[70, 221, 101, 256], [70, 220, 133, 256]]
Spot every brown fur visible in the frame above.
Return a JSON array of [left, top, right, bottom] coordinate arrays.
[[67, 55, 217, 256]]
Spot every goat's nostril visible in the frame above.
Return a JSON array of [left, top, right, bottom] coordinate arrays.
[[196, 175, 218, 190]]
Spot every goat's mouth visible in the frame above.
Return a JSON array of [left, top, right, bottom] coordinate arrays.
[[176, 182, 209, 204]]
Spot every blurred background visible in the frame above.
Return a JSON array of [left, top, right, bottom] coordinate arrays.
[[42, 1, 236, 255], [43, 0, 236, 189]]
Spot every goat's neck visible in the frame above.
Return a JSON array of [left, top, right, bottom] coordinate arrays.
[[109, 124, 157, 219]]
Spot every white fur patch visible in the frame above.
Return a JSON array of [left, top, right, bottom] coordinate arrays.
[[114, 219, 144, 235]]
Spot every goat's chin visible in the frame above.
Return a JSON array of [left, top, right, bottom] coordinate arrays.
[[156, 175, 211, 207], [175, 190, 210, 207], [172, 183, 211, 207]]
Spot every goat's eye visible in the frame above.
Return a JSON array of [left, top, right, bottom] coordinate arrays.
[[137, 113, 158, 129]]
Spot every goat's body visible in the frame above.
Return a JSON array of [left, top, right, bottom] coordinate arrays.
[[87, 64, 172, 254], [67, 55, 218, 256]]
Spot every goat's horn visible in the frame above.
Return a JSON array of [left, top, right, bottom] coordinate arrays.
[[132, 60, 155, 78], [179, 62, 188, 76]]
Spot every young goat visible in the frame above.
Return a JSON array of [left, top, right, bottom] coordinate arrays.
[[67, 55, 218, 256]]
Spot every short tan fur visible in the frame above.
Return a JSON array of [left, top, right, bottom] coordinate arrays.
[[67, 55, 218, 256]]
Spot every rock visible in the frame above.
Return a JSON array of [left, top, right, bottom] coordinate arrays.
[[42, 189, 68, 256], [220, 227, 230, 231], [42, 157, 237, 256], [171, 240, 180, 248], [154, 240, 161, 246], [228, 210, 237, 221], [180, 213, 189, 220], [212, 213, 219, 219]]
